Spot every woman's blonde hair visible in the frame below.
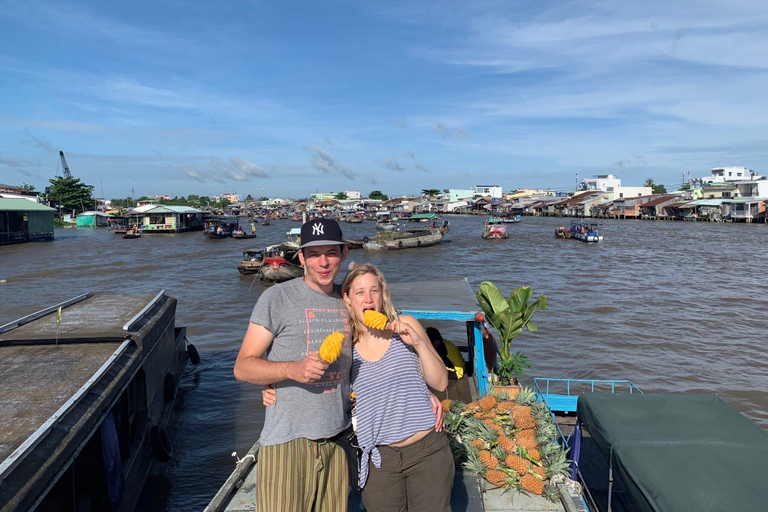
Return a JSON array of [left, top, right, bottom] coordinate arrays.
[[341, 264, 399, 343]]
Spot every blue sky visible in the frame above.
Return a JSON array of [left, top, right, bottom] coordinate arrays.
[[2, 0, 768, 199]]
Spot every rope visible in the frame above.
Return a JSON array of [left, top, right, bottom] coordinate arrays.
[[231, 451, 256, 466]]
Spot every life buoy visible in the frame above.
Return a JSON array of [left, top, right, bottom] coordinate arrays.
[[397, 241, 404, 248], [187, 343, 200, 365], [363, 236, 369, 243], [164, 373, 175, 403], [151, 426, 173, 462]]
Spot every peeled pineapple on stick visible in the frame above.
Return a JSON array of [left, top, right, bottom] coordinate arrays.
[[363, 310, 388, 330], [319, 331, 346, 364]]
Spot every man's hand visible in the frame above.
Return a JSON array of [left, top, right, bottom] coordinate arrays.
[[429, 392, 445, 432], [262, 385, 276, 406], [290, 354, 329, 384]]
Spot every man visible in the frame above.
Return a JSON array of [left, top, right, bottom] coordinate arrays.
[[426, 327, 465, 380], [234, 218, 352, 512]]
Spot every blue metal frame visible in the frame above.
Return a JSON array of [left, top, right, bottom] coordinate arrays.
[[398, 309, 489, 396], [533, 378, 643, 414]]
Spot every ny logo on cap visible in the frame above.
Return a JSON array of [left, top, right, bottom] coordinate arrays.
[[312, 222, 324, 235]]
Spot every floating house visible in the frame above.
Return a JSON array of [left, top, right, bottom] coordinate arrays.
[[129, 204, 204, 233], [75, 211, 112, 227], [0, 198, 55, 245]]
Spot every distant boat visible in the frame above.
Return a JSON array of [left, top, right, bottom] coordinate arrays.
[[482, 222, 508, 239], [237, 249, 265, 275], [364, 220, 449, 251], [562, 221, 603, 242], [232, 230, 256, 239], [259, 243, 303, 283], [122, 228, 142, 239]]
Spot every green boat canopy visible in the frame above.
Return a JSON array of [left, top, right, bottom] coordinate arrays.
[[577, 393, 768, 512]]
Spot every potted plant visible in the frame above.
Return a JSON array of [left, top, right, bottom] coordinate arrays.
[[475, 281, 547, 392]]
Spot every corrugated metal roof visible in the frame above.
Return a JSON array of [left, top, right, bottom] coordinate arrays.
[[0, 198, 56, 212], [687, 199, 723, 206]]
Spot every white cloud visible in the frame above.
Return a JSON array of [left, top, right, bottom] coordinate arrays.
[[305, 146, 355, 179]]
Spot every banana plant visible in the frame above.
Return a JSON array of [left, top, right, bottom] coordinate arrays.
[[475, 281, 547, 384]]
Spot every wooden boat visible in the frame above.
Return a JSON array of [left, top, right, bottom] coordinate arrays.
[[232, 230, 256, 239], [258, 242, 303, 283], [261, 217, 270, 226], [481, 222, 508, 239], [501, 214, 521, 224], [237, 249, 265, 275], [363, 220, 449, 251], [374, 212, 398, 231], [555, 226, 572, 239], [568, 221, 603, 242], [347, 215, 363, 224], [343, 239, 365, 250], [122, 228, 142, 239], [0, 291, 198, 512], [204, 278, 579, 512]]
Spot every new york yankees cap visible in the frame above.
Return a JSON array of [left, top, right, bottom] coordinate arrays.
[[299, 218, 345, 249]]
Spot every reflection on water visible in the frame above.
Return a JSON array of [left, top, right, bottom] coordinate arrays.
[[1, 215, 767, 510]]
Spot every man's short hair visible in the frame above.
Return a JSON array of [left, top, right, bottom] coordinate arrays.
[[425, 327, 442, 343]]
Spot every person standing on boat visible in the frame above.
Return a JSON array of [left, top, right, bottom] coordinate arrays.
[[234, 218, 353, 512], [342, 264, 452, 512]]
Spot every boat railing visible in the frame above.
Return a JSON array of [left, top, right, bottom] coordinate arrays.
[[533, 378, 642, 415]]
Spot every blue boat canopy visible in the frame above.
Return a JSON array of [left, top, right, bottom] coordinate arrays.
[[577, 393, 768, 512]]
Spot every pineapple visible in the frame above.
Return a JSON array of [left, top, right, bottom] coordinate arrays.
[[478, 450, 499, 470], [514, 386, 536, 405], [516, 429, 536, 440], [514, 414, 536, 430], [463, 451, 485, 473], [527, 448, 541, 461], [505, 454, 529, 474], [441, 399, 452, 413], [533, 465, 546, 479], [497, 435, 516, 454], [469, 438, 486, 450], [497, 401, 516, 413], [318, 331, 345, 364], [478, 394, 498, 411], [521, 474, 544, 495], [515, 434, 537, 451], [363, 310, 388, 330], [464, 401, 481, 413], [484, 469, 508, 487]]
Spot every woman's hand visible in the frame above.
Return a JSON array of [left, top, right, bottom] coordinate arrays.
[[388, 319, 424, 348], [429, 391, 445, 432], [262, 385, 276, 407]]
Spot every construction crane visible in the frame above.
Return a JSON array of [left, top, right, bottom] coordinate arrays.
[[59, 151, 72, 177]]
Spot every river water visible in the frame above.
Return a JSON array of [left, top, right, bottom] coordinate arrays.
[[1, 215, 767, 510]]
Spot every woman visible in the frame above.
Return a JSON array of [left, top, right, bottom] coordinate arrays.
[[263, 264, 454, 511], [342, 264, 452, 511]]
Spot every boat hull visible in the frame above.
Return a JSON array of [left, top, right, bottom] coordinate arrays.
[[0, 293, 189, 512]]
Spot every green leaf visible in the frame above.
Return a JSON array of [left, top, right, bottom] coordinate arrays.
[[527, 321, 538, 332], [509, 286, 532, 312]]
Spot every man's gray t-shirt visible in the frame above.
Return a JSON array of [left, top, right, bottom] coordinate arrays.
[[250, 278, 352, 446]]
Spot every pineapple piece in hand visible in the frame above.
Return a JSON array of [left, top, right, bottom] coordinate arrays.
[[363, 310, 388, 330], [319, 331, 346, 364]]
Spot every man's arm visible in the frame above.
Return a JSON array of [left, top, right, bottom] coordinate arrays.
[[234, 322, 328, 385]]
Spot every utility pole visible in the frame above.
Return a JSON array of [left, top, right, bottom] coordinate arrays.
[[575, 172, 579, 192]]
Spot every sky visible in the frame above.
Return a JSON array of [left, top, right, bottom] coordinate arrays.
[[1, 0, 768, 199]]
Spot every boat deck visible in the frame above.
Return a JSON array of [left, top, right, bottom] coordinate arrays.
[[0, 294, 155, 466]]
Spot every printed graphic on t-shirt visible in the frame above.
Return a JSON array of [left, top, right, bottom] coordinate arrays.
[[305, 308, 350, 390]]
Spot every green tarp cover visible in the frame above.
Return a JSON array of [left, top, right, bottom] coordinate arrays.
[[577, 393, 768, 512]]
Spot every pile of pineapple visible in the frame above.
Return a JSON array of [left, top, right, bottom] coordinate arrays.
[[442, 386, 570, 502]]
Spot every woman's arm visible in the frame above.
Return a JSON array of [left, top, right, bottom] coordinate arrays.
[[390, 315, 448, 392]]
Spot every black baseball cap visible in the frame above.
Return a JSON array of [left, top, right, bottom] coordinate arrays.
[[299, 218, 345, 249]]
